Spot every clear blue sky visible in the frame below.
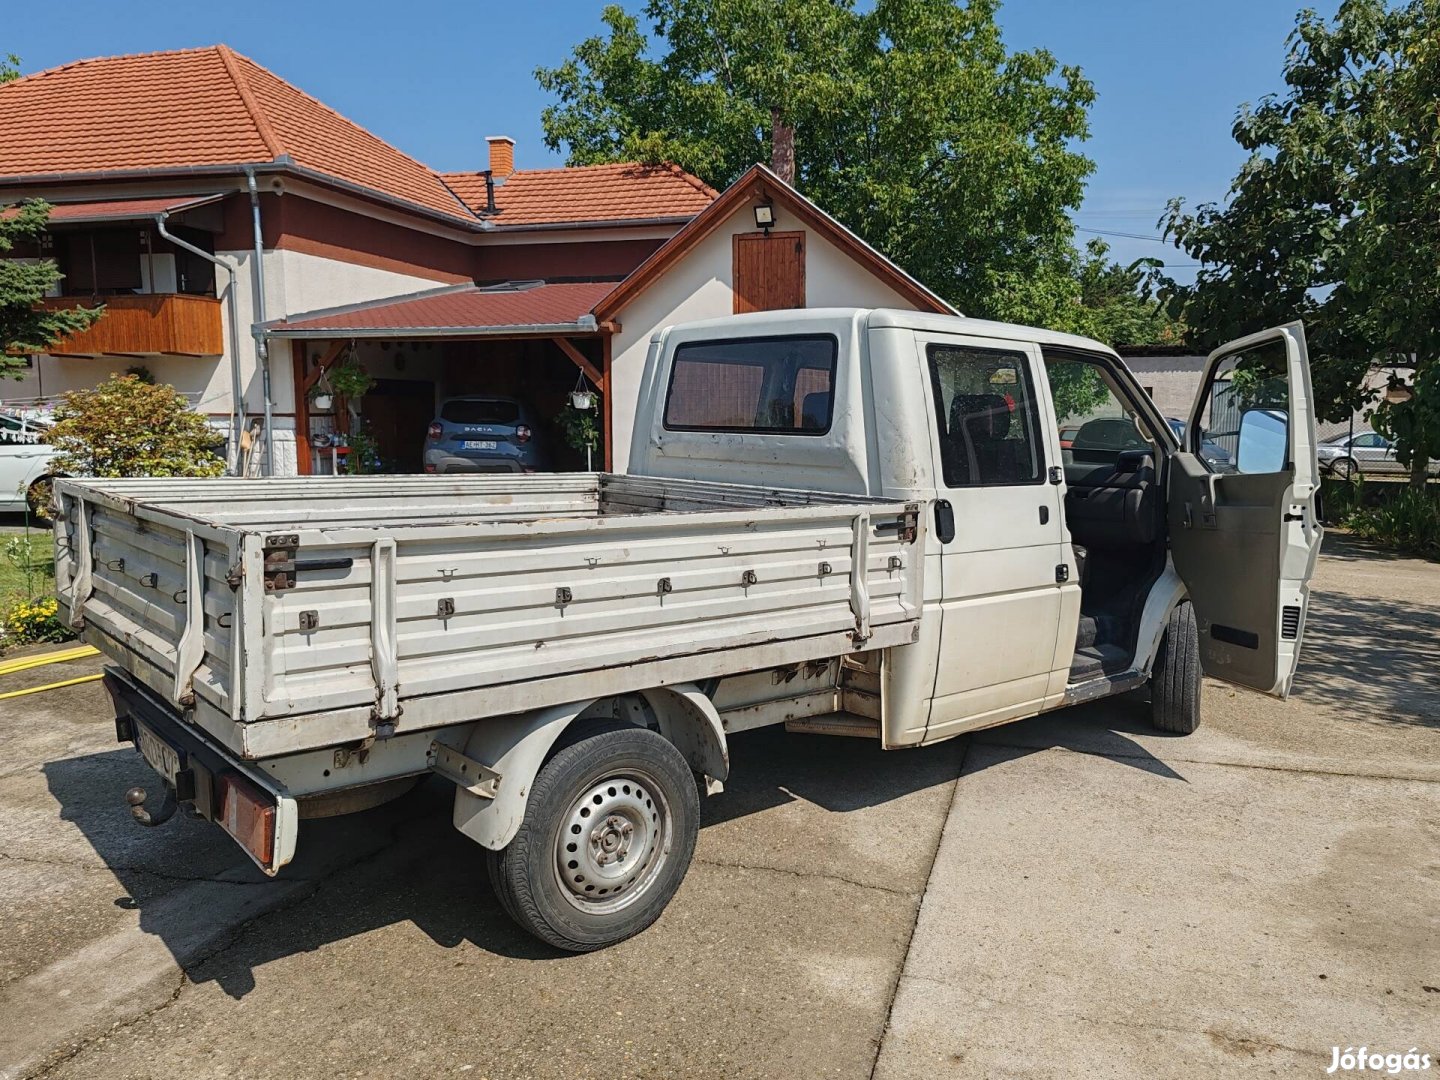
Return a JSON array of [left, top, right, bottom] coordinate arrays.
[[8, 0, 1308, 280]]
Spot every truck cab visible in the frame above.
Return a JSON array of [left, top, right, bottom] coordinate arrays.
[[631, 308, 1322, 743]]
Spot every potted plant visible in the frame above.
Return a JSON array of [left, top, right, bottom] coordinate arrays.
[[556, 398, 600, 471], [327, 357, 375, 405]]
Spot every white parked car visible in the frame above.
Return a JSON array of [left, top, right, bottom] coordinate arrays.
[[56, 311, 1322, 952], [0, 411, 58, 514]]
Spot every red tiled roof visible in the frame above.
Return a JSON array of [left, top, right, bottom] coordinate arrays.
[[0, 46, 473, 223], [270, 281, 618, 335], [442, 162, 718, 227]]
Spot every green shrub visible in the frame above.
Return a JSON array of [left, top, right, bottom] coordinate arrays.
[[1345, 486, 1440, 558], [47, 374, 225, 478]]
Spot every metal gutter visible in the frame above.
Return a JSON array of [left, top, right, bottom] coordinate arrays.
[[264, 315, 601, 341], [154, 213, 245, 475], [2, 159, 486, 232]]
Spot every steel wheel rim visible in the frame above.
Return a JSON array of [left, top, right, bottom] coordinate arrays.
[[554, 769, 671, 915]]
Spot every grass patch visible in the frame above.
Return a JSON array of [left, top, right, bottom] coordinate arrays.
[[0, 529, 56, 602]]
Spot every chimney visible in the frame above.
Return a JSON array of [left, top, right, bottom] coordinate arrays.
[[770, 109, 795, 185], [487, 136, 515, 183]]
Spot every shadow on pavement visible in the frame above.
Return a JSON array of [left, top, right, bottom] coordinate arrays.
[[41, 722, 959, 998], [966, 689, 1189, 782], [1290, 587, 1440, 726]]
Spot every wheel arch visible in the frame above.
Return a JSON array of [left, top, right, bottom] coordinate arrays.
[[1135, 560, 1188, 677], [451, 684, 728, 852]]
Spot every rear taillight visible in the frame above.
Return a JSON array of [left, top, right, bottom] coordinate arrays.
[[515, 424, 532, 444], [217, 771, 275, 869], [426, 422, 443, 441]]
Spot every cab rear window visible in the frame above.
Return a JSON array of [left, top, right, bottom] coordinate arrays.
[[663, 335, 837, 435], [441, 400, 520, 425]]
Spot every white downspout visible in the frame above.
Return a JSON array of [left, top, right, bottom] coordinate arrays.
[[155, 213, 244, 476], [245, 168, 276, 474]]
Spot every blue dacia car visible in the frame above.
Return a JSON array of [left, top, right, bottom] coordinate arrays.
[[423, 396, 552, 474]]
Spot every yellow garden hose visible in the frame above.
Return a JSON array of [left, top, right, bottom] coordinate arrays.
[[0, 672, 104, 700], [0, 644, 99, 677]]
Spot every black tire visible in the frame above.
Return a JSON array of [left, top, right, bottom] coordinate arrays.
[[486, 723, 699, 952], [1330, 456, 1359, 480], [1151, 601, 1202, 734]]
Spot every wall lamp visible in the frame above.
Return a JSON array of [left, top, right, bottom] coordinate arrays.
[[753, 201, 775, 232]]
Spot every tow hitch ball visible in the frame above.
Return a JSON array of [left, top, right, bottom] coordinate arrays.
[[125, 785, 178, 827]]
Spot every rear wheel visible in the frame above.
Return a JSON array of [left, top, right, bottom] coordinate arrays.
[[1151, 601, 1202, 734], [1330, 456, 1359, 480], [486, 724, 699, 952]]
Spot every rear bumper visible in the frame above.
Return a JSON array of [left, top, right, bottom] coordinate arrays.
[[104, 667, 299, 875]]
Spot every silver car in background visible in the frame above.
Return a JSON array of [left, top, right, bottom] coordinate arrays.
[[1317, 429, 1438, 479]]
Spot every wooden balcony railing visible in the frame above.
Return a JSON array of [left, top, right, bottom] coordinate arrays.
[[41, 294, 224, 358]]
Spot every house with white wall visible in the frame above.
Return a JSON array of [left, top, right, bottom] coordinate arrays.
[[265, 165, 954, 469], [0, 46, 713, 474], [2, 46, 952, 476]]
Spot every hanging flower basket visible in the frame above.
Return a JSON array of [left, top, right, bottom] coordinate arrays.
[[570, 389, 595, 410], [311, 391, 334, 412]]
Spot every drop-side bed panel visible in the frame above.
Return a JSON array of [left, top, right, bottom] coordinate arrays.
[[54, 475, 924, 758]]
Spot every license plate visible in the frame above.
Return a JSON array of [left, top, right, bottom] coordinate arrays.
[[135, 720, 182, 785], [462, 440, 498, 450]]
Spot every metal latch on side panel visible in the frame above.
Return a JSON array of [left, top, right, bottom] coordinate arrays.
[[263, 534, 299, 592], [900, 503, 921, 543]]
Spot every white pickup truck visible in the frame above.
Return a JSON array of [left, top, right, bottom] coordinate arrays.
[[53, 308, 1321, 951]]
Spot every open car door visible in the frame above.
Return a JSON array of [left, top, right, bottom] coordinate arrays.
[[1167, 322, 1322, 697]]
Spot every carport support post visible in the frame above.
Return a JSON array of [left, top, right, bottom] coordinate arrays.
[[602, 335, 613, 472], [292, 340, 312, 475]]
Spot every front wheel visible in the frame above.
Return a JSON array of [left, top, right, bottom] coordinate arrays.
[[1329, 456, 1359, 480], [486, 723, 700, 952], [1150, 601, 1202, 734]]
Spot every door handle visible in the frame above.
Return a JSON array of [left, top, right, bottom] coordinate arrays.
[[1038, 505, 1050, 525]]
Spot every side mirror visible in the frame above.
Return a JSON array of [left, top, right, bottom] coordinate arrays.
[[1237, 408, 1288, 474]]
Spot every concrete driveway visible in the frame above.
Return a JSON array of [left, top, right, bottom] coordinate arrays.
[[0, 533, 1435, 1079]]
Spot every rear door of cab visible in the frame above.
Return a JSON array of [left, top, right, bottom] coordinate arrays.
[[1167, 322, 1323, 697]]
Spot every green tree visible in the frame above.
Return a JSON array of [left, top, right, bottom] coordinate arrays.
[[1, 53, 19, 83], [537, 0, 1097, 325], [1072, 240, 1184, 347], [47, 375, 225, 478], [1160, 0, 1440, 487], [2, 199, 104, 377]]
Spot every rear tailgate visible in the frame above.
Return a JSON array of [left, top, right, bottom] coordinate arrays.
[[53, 480, 244, 723]]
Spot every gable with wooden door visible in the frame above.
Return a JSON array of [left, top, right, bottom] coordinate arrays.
[[733, 231, 806, 313]]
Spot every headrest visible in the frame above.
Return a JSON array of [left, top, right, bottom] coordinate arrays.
[[952, 393, 1011, 439], [799, 391, 829, 429]]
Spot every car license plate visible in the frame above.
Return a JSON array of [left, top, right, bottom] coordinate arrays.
[[135, 720, 182, 785], [462, 440, 497, 450]]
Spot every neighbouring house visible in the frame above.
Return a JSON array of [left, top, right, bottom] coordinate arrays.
[[0, 46, 951, 476], [1113, 346, 1209, 422]]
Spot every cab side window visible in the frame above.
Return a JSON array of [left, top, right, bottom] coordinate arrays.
[[927, 344, 1044, 487], [1195, 339, 1290, 475], [1045, 356, 1158, 467]]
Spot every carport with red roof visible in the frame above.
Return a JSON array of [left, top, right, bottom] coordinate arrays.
[[263, 280, 616, 474]]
